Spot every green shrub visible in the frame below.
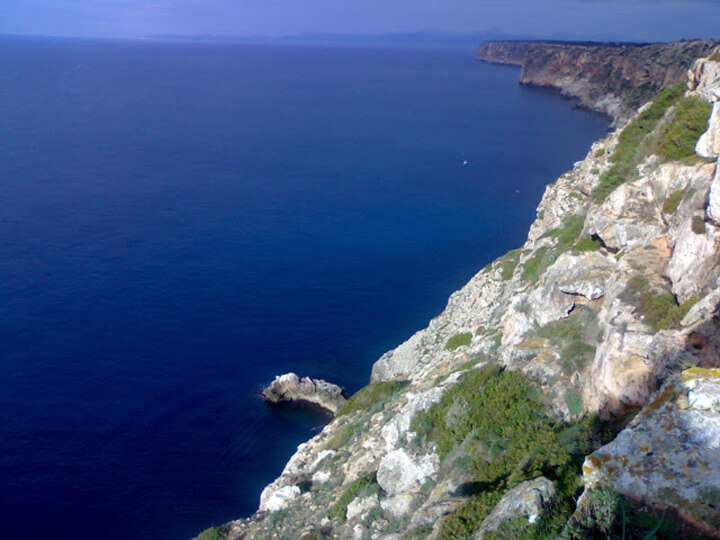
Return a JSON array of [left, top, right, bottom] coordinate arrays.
[[195, 526, 227, 540], [537, 315, 583, 343], [330, 472, 379, 522], [564, 391, 584, 416], [521, 246, 557, 283], [419, 368, 616, 539], [656, 96, 712, 162], [624, 276, 698, 331], [592, 83, 685, 203], [640, 292, 698, 331], [439, 491, 502, 539], [662, 190, 683, 214], [445, 332, 473, 351], [710, 51, 720, 62], [500, 249, 522, 280], [336, 381, 409, 417], [413, 367, 569, 486], [545, 214, 586, 250], [692, 215, 707, 235], [573, 236, 603, 252]]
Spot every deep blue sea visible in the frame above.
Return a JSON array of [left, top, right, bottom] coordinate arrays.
[[0, 37, 608, 539]]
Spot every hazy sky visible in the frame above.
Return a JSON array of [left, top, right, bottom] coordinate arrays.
[[1, 0, 719, 42]]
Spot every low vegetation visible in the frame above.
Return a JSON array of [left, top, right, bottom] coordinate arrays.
[[656, 96, 712, 162], [500, 249, 522, 280], [330, 471, 379, 522], [195, 526, 227, 540], [692, 215, 707, 235], [592, 83, 685, 203], [521, 246, 557, 283], [662, 190, 683, 214], [560, 488, 715, 539], [445, 332, 473, 351], [623, 275, 698, 331], [545, 214, 586, 250], [336, 381, 409, 417], [412, 366, 615, 539]]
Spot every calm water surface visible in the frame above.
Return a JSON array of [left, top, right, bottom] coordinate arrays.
[[0, 38, 608, 539]]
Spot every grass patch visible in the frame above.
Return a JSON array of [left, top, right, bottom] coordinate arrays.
[[592, 83, 685, 203], [330, 471, 379, 522], [445, 332, 473, 351], [573, 236, 603, 252], [521, 246, 557, 283], [336, 381, 409, 417], [662, 190, 683, 214], [195, 526, 227, 540], [656, 96, 712, 162], [623, 276, 698, 332], [500, 249, 522, 280], [327, 423, 355, 450], [692, 215, 707, 235], [544, 214, 586, 250]]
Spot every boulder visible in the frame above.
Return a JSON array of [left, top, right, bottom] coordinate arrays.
[[473, 477, 556, 538]]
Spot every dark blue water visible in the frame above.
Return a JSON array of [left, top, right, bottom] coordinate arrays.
[[0, 38, 607, 539]]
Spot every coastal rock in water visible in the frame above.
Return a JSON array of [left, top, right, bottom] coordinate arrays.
[[473, 477, 556, 539], [261, 372, 347, 415], [583, 368, 720, 535]]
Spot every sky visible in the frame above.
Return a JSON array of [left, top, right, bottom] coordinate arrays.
[[1, 0, 719, 42]]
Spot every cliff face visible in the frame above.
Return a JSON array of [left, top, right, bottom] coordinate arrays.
[[199, 46, 720, 540], [477, 40, 719, 126]]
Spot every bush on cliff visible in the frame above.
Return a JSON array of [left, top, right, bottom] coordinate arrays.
[[656, 96, 712, 161], [413, 366, 615, 539], [330, 471, 379, 522], [336, 380, 409, 417], [195, 526, 227, 540], [623, 275, 698, 332], [592, 83, 685, 203], [445, 332, 473, 351]]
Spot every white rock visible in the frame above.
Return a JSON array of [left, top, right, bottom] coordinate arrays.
[[376, 449, 437, 496], [259, 485, 301, 513], [346, 494, 379, 521], [380, 493, 415, 518]]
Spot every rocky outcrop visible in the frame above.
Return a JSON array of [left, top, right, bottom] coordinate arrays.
[[477, 40, 719, 126], [583, 368, 720, 535], [197, 46, 720, 540], [261, 373, 347, 415], [473, 477, 556, 539]]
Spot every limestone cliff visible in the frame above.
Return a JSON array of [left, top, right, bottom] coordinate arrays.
[[197, 45, 720, 540], [477, 40, 719, 126]]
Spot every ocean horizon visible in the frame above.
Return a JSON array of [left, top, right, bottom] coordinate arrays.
[[0, 37, 608, 539]]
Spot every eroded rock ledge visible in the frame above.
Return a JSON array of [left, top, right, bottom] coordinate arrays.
[[261, 372, 347, 415]]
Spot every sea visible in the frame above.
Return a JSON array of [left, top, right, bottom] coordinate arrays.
[[0, 37, 608, 539]]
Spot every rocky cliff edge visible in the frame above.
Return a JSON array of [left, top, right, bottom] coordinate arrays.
[[198, 45, 720, 540]]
